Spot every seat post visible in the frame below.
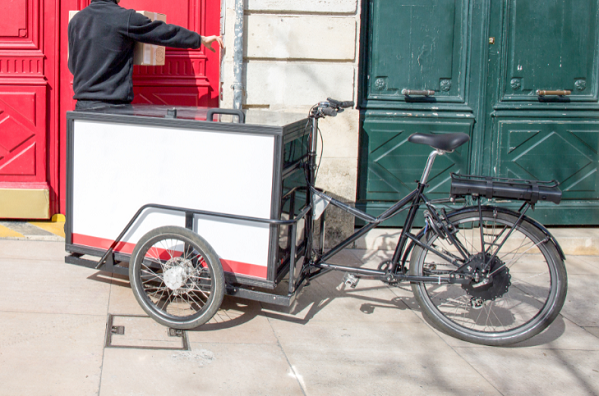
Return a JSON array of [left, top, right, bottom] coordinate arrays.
[[421, 149, 443, 184]]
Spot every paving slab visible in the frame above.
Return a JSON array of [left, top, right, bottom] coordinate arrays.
[[0, 239, 65, 261], [108, 315, 185, 349], [0, 311, 105, 396], [107, 274, 280, 345], [187, 298, 279, 345], [559, 273, 599, 327], [552, 228, 599, 256], [106, 274, 146, 316], [0, 239, 597, 395], [427, 314, 599, 350], [565, 255, 599, 275], [263, 269, 419, 325], [269, 322, 502, 396], [584, 326, 599, 339], [0, 257, 110, 316], [98, 343, 305, 395], [452, 347, 599, 396]]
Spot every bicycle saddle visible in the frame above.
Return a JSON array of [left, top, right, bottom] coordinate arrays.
[[408, 132, 469, 151]]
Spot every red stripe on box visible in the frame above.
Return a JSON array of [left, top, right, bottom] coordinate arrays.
[[71, 233, 267, 279], [220, 259, 268, 278], [73, 233, 136, 254]]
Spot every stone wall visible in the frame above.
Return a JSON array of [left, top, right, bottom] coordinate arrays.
[[221, 0, 362, 244]]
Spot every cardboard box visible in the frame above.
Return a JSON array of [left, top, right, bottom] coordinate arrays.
[[69, 10, 167, 66], [133, 11, 167, 66]]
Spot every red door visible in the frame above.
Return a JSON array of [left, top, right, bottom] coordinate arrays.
[[58, 0, 221, 214], [0, 0, 59, 219]]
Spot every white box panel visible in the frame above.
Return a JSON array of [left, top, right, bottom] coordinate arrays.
[[71, 120, 276, 278]]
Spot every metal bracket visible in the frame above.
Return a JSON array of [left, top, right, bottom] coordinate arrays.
[[111, 325, 125, 335], [169, 328, 184, 337], [104, 314, 190, 351]]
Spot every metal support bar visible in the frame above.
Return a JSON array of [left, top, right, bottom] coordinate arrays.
[[377, 190, 418, 221], [318, 221, 378, 264], [306, 267, 333, 282], [391, 185, 425, 269], [314, 263, 467, 285], [232, 0, 245, 109], [95, 202, 312, 270], [314, 189, 418, 268], [317, 263, 386, 277], [478, 198, 485, 253], [311, 188, 376, 222], [403, 232, 459, 265], [69, 253, 129, 276], [318, 208, 326, 256], [395, 274, 467, 284], [225, 286, 294, 307], [185, 212, 193, 230], [421, 150, 442, 185], [287, 223, 297, 294], [484, 203, 530, 269]]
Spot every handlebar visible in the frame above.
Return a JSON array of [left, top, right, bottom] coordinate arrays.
[[327, 98, 355, 108], [322, 107, 338, 117], [311, 98, 354, 119]]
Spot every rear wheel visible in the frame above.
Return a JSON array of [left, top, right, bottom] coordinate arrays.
[[409, 208, 567, 346], [129, 226, 225, 329]]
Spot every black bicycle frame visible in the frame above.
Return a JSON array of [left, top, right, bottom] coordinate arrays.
[[306, 181, 465, 285], [301, 113, 467, 286]]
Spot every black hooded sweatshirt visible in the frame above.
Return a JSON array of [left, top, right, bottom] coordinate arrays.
[[68, 0, 202, 103]]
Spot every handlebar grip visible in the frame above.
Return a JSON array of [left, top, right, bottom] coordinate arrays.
[[322, 107, 338, 117], [327, 98, 354, 108]]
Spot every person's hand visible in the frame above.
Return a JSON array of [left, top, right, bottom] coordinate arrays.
[[201, 35, 224, 52]]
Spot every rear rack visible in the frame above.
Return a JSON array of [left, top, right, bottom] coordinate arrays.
[[450, 173, 562, 204]]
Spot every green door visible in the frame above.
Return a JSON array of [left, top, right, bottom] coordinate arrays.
[[359, 0, 599, 225], [485, 0, 599, 223]]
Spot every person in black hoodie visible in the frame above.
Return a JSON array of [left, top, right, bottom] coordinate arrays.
[[68, 0, 223, 110]]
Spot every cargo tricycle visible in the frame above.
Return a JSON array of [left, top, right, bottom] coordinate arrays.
[[65, 99, 567, 346]]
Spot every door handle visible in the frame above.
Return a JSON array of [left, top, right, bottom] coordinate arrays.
[[537, 90, 571, 96], [402, 89, 435, 96]]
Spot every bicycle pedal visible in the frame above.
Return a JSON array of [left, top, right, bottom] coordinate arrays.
[[343, 273, 360, 288]]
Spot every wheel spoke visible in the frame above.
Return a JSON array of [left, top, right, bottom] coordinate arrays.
[[130, 228, 224, 330], [410, 209, 565, 344]]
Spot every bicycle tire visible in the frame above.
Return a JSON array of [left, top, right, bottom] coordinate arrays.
[[129, 226, 225, 329], [409, 207, 567, 346]]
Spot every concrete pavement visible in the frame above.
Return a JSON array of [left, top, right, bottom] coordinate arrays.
[[0, 239, 598, 395]]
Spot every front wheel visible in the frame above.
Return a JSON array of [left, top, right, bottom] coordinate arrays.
[[409, 208, 567, 346], [129, 226, 225, 329]]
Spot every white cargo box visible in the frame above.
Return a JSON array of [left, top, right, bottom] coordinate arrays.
[[65, 106, 309, 288]]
